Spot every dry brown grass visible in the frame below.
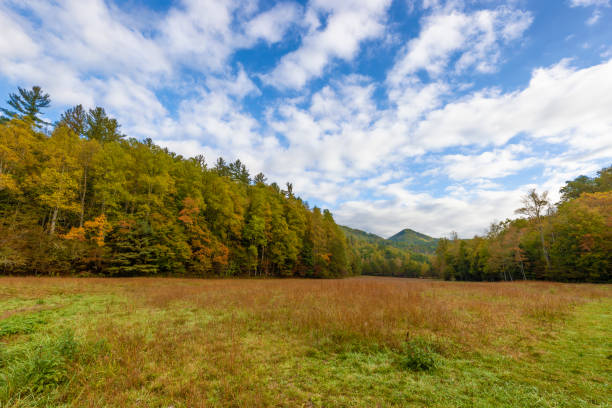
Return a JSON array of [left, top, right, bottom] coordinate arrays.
[[2, 276, 608, 350], [1, 276, 610, 407], [128, 278, 608, 348]]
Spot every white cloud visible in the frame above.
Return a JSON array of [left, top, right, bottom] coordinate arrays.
[[0, 7, 40, 60], [333, 186, 528, 238], [569, 0, 609, 6], [23, 0, 170, 77], [586, 9, 602, 24], [569, 0, 610, 24], [442, 145, 536, 181], [415, 59, 612, 153], [94, 75, 168, 138], [258, 58, 612, 236], [205, 67, 260, 100], [245, 2, 302, 43], [0, 0, 171, 112], [161, 0, 301, 72], [0, 0, 610, 238], [169, 91, 262, 151], [161, 0, 241, 72], [0, 0, 283, 142], [263, 0, 391, 89], [388, 6, 532, 84], [249, 58, 612, 235]]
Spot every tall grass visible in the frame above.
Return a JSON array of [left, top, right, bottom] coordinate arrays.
[[0, 277, 609, 407], [1, 277, 607, 351], [113, 277, 607, 351], [0, 330, 78, 403]]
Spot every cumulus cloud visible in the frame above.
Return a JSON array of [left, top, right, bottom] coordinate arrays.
[[414, 59, 612, 152], [161, 0, 300, 71], [160, 0, 239, 72], [263, 0, 391, 89], [442, 145, 536, 181], [388, 5, 532, 84], [156, 53, 612, 237], [258, 57, 612, 236], [0, 0, 610, 238], [0, 7, 40, 60], [22, 0, 170, 77], [0, 0, 297, 138], [245, 2, 302, 43], [333, 187, 526, 238]]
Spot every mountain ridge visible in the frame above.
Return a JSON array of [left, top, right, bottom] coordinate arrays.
[[387, 228, 439, 254], [340, 226, 439, 254]]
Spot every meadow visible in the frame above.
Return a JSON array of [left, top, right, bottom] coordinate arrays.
[[0, 277, 610, 407]]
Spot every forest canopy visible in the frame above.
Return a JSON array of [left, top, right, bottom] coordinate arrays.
[[0, 87, 358, 278], [0, 86, 609, 282], [432, 168, 612, 282]]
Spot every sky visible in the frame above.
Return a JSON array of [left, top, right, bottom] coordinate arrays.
[[1, 0, 611, 238]]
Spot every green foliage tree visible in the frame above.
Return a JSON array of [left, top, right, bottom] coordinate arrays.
[[58, 105, 87, 137], [85, 107, 123, 143], [432, 168, 612, 283], [32, 126, 81, 235], [3, 86, 607, 283], [0, 88, 355, 278], [550, 192, 611, 281], [515, 189, 551, 268], [343, 226, 431, 278], [559, 167, 611, 203], [1, 86, 51, 127]]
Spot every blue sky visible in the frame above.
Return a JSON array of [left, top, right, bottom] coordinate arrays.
[[1, 0, 611, 237]]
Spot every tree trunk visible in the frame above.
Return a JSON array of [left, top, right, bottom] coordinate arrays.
[[49, 206, 59, 235], [538, 225, 550, 268], [260, 246, 265, 276], [8, 203, 20, 231], [79, 167, 88, 227]]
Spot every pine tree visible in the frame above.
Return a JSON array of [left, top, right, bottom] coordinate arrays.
[[1, 86, 51, 127]]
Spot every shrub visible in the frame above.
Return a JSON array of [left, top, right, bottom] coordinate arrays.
[[0, 314, 47, 337], [0, 330, 79, 402], [397, 338, 438, 371]]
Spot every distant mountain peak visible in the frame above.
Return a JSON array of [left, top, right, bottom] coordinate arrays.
[[388, 228, 436, 242], [341, 225, 438, 254]]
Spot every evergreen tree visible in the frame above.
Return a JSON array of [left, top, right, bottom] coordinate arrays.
[[59, 104, 87, 137], [1, 86, 51, 127], [85, 107, 123, 142]]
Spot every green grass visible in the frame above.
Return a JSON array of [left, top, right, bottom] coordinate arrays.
[[249, 302, 610, 407], [0, 278, 609, 407]]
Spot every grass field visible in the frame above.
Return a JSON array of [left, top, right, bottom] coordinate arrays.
[[0, 277, 610, 407]]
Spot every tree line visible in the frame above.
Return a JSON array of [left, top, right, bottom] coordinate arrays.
[[2, 86, 609, 282], [432, 167, 611, 282], [341, 226, 432, 278], [0, 87, 354, 277]]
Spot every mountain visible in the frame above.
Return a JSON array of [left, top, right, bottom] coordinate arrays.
[[387, 229, 439, 254], [340, 225, 432, 277], [341, 226, 439, 254], [340, 226, 386, 244]]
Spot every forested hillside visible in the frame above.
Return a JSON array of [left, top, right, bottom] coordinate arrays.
[[341, 226, 432, 277], [1, 86, 610, 282], [432, 168, 612, 282], [0, 87, 353, 277], [387, 228, 439, 254]]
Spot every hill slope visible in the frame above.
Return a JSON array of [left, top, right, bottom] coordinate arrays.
[[340, 225, 433, 277], [340, 226, 386, 244], [387, 228, 439, 254]]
